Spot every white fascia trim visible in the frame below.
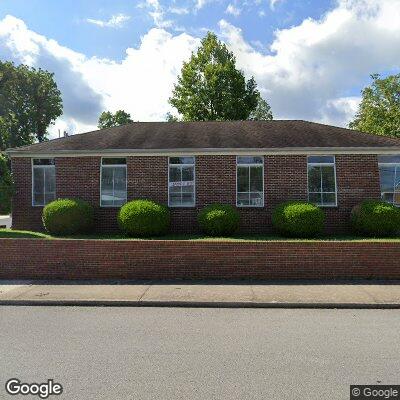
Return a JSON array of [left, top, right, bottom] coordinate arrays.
[[6, 146, 400, 158]]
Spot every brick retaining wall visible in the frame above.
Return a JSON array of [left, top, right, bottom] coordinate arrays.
[[0, 239, 399, 280]]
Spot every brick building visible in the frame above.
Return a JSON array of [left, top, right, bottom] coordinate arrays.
[[6, 120, 400, 234]]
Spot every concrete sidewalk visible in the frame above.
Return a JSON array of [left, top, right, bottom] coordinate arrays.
[[1, 280, 400, 308]]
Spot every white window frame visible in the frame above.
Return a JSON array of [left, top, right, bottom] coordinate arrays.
[[307, 155, 338, 207], [31, 159, 56, 207], [236, 156, 264, 208], [168, 157, 196, 207], [100, 158, 128, 208], [378, 156, 400, 206]]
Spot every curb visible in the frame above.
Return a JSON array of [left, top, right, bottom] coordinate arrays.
[[1, 299, 400, 309]]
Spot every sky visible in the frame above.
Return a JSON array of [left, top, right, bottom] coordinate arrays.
[[0, 0, 400, 138]]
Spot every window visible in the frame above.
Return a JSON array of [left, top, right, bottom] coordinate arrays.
[[32, 159, 56, 206], [100, 158, 127, 207], [307, 155, 337, 206], [378, 155, 400, 205], [168, 157, 195, 207], [236, 156, 264, 207]]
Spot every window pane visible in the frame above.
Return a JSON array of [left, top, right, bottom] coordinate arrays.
[[168, 158, 195, 206], [102, 158, 126, 165], [33, 159, 54, 166], [101, 167, 114, 203], [378, 155, 400, 164], [169, 185, 181, 194], [379, 166, 395, 192], [395, 166, 400, 192], [250, 192, 263, 206], [169, 157, 194, 165], [309, 192, 322, 205], [237, 166, 249, 192], [181, 193, 194, 206], [382, 193, 394, 203], [308, 166, 321, 192], [45, 167, 56, 194], [308, 156, 334, 164], [45, 192, 56, 204], [101, 199, 114, 207], [169, 166, 181, 183], [169, 193, 181, 206], [237, 156, 263, 164], [101, 166, 127, 206], [33, 168, 44, 193], [182, 184, 194, 193], [33, 168, 44, 205], [237, 193, 249, 206], [113, 167, 127, 203], [322, 193, 336, 205], [34, 192, 44, 206], [182, 166, 194, 182], [250, 166, 263, 191], [321, 166, 335, 192]]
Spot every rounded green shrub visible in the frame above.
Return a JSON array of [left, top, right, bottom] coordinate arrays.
[[198, 204, 240, 236], [351, 200, 400, 237], [42, 198, 94, 235], [118, 199, 170, 237], [272, 201, 325, 238]]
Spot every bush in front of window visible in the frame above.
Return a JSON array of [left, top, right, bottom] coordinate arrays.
[[272, 201, 325, 238], [118, 199, 170, 237], [351, 200, 400, 237], [198, 204, 240, 236], [42, 199, 94, 236]]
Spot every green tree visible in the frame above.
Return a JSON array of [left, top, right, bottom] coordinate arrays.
[[169, 32, 259, 121], [0, 61, 63, 150], [0, 155, 13, 214], [165, 112, 179, 122], [98, 110, 133, 129], [248, 94, 273, 121], [349, 73, 400, 137]]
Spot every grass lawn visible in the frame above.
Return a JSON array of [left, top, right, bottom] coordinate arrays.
[[0, 229, 399, 242]]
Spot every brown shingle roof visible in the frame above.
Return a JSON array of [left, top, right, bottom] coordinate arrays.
[[7, 120, 400, 154]]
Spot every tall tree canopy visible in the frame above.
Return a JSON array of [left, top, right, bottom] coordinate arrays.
[[349, 74, 400, 138], [169, 32, 263, 121], [248, 94, 273, 121], [0, 61, 63, 150], [98, 110, 133, 129], [0, 155, 13, 214]]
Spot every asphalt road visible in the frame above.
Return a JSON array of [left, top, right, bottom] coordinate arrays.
[[0, 307, 399, 400]]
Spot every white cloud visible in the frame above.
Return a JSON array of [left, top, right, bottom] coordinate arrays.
[[195, 0, 217, 10], [169, 6, 190, 15], [226, 4, 241, 17], [140, 0, 173, 28], [86, 13, 131, 28]]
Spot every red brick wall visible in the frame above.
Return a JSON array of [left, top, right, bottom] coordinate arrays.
[[11, 154, 381, 234], [0, 239, 399, 280]]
